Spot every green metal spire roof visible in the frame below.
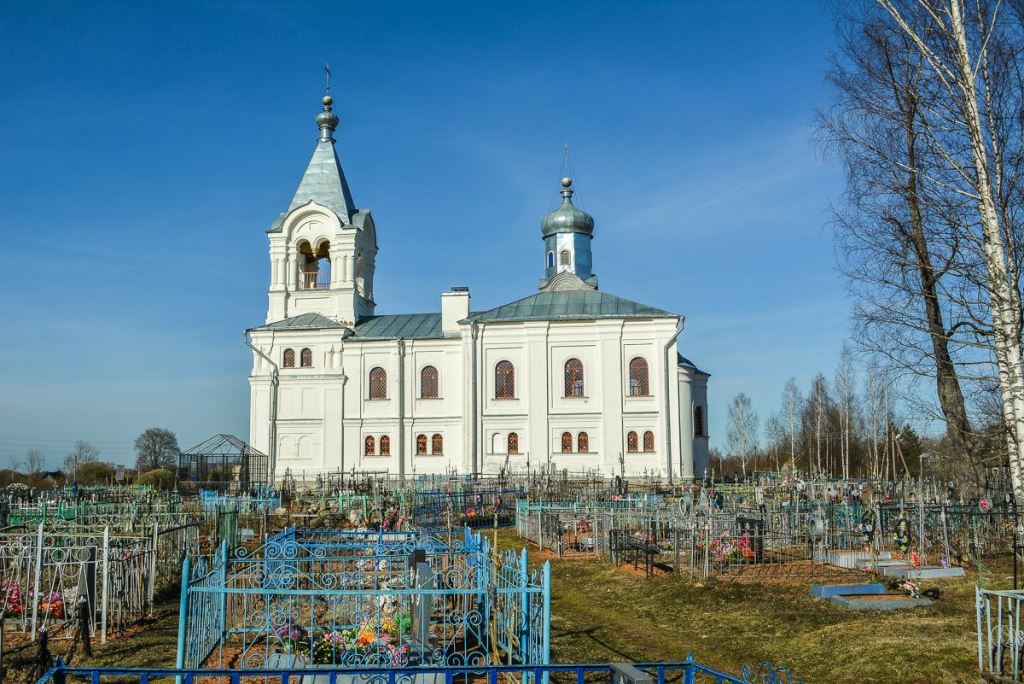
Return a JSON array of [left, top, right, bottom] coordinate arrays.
[[465, 289, 677, 323], [268, 97, 356, 233]]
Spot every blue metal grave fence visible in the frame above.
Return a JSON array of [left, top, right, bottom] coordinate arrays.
[[35, 658, 800, 684], [201, 490, 283, 513], [177, 527, 550, 671], [411, 489, 525, 529]]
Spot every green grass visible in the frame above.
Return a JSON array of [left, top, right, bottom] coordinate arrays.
[[5, 597, 179, 680], [489, 526, 1005, 684]]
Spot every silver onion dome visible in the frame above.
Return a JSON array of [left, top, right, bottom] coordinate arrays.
[[316, 96, 339, 141], [541, 177, 594, 237]]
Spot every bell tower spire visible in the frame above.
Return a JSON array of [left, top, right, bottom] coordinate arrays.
[[264, 86, 379, 326]]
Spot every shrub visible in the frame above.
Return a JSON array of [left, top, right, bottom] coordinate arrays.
[[136, 468, 176, 490], [75, 461, 115, 486]]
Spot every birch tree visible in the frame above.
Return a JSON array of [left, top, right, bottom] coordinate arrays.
[[820, 8, 980, 482], [808, 374, 832, 477], [764, 415, 786, 472], [875, 0, 1024, 512], [835, 344, 857, 479], [726, 393, 759, 479], [781, 378, 803, 470]]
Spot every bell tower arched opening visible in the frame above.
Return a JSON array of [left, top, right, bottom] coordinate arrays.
[[297, 240, 331, 290]]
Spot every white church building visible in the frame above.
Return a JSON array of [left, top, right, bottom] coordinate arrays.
[[246, 95, 710, 482]]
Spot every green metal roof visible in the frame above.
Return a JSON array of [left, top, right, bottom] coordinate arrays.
[[251, 313, 344, 331], [352, 313, 447, 339], [268, 140, 356, 232], [465, 290, 676, 323], [678, 352, 710, 376], [253, 291, 676, 339]]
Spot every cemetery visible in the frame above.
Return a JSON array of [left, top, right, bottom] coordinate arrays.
[[0, 466, 1015, 684]]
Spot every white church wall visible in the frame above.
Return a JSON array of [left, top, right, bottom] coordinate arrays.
[[691, 372, 710, 480]]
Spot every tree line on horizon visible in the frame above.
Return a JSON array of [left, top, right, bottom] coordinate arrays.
[[3, 427, 181, 490]]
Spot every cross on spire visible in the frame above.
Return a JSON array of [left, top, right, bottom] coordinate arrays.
[[324, 63, 332, 97]]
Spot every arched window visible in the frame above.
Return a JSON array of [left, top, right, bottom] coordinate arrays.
[[564, 358, 584, 397], [547, 252, 555, 268], [561, 432, 573, 453], [627, 431, 638, 453], [559, 250, 571, 266], [416, 434, 427, 455], [380, 435, 390, 456], [507, 432, 519, 454], [431, 434, 443, 455], [420, 365, 439, 399], [283, 348, 295, 368], [300, 348, 313, 367], [694, 406, 705, 437], [643, 431, 655, 452], [369, 367, 387, 400], [628, 357, 650, 396], [577, 432, 589, 453], [364, 436, 375, 456], [495, 361, 515, 399]]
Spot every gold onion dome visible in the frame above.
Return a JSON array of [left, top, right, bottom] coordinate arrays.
[[541, 177, 594, 237]]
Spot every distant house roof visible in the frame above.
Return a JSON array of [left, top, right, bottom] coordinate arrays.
[[465, 289, 676, 323], [251, 313, 345, 331]]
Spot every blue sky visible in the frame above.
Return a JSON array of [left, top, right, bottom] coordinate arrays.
[[0, 1, 852, 469]]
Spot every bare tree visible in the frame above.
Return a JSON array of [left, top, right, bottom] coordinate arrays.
[[25, 449, 45, 476], [64, 440, 99, 481], [726, 393, 759, 479], [808, 374, 832, 477], [764, 414, 786, 472], [781, 378, 803, 470], [134, 428, 180, 472], [834, 344, 857, 480], [819, 6, 981, 485], [875, 0, 1024, 508]]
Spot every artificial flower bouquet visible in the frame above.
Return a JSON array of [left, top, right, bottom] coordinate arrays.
[[272, 617, 309, 653], [38, 591, 64, 619], [1, 580, 24, 618]]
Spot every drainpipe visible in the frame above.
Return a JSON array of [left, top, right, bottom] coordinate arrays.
[[397, 338, 406, 478], [470, 322, 480, 478], [662, 318, 685, 485], [244, 330, 279, 486], [339, 356, 347, 482]]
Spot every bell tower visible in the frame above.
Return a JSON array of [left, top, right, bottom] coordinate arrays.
[[264, 94, 378, 325]]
